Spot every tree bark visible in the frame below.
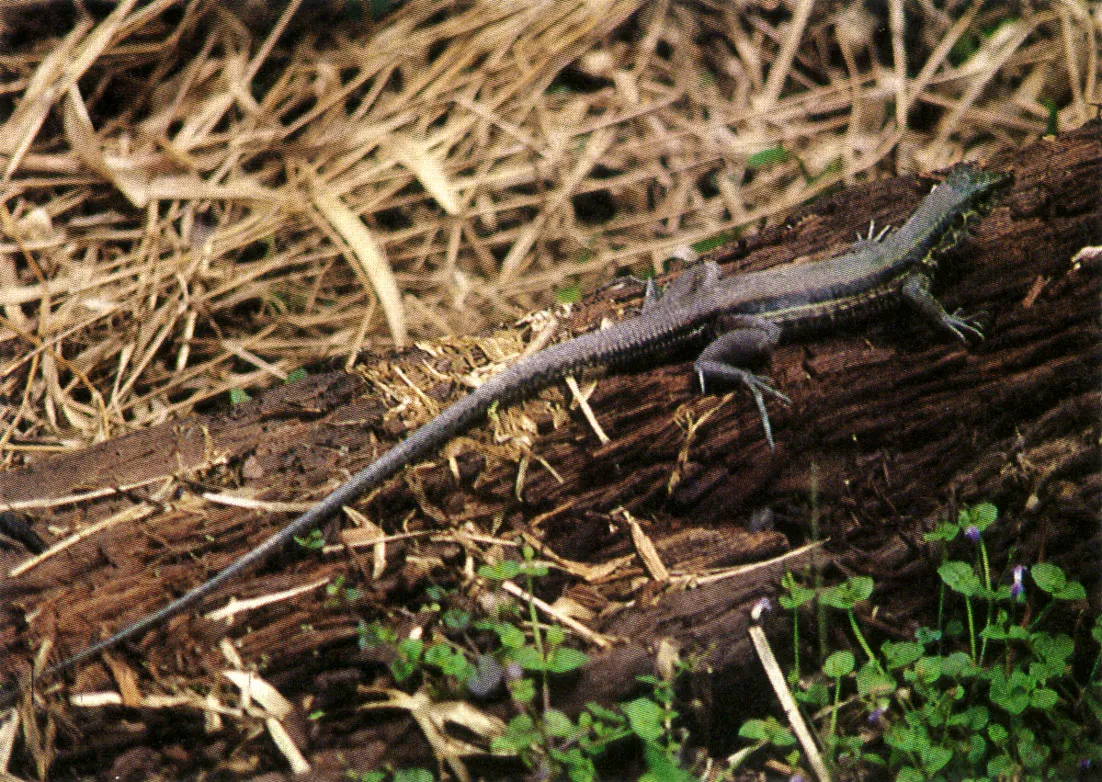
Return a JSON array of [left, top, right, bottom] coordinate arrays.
[[2, 122, 1099, 772]]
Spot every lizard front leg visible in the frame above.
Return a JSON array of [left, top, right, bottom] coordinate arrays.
[[901, 272, 984, 342], [693, 315, 790, 450]]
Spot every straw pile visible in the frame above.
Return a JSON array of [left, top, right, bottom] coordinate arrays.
[[0, 0, 1093, 458]]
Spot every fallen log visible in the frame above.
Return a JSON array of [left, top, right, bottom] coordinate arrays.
[[1, 121, 1098, 774]]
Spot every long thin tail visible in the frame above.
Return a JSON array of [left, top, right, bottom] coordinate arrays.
[[3, 301, 666, 707], [27, 373, 508, 688]]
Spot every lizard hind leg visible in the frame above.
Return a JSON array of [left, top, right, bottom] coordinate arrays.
[[661, 260, 722, 306], [693, 317, 789, 450]]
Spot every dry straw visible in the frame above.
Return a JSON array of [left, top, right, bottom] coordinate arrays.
[[0, 0, 1095, 456]]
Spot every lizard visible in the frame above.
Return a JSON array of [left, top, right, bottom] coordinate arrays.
[[1, 162, 1011, 708]]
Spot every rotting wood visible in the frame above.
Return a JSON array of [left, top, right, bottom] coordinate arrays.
[[1, 122, 1099, 773]]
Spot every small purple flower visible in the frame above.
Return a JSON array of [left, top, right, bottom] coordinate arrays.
[[964, 525, 981, 543], [789, 775, 805, 782], [868, 706, 887, 724], [751, 597, 773, 621], [504, 661, 525, 682], [466, 654, 504, 698], [1011, 565, 1027, 599], [1080, 758, 1091, 770]]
